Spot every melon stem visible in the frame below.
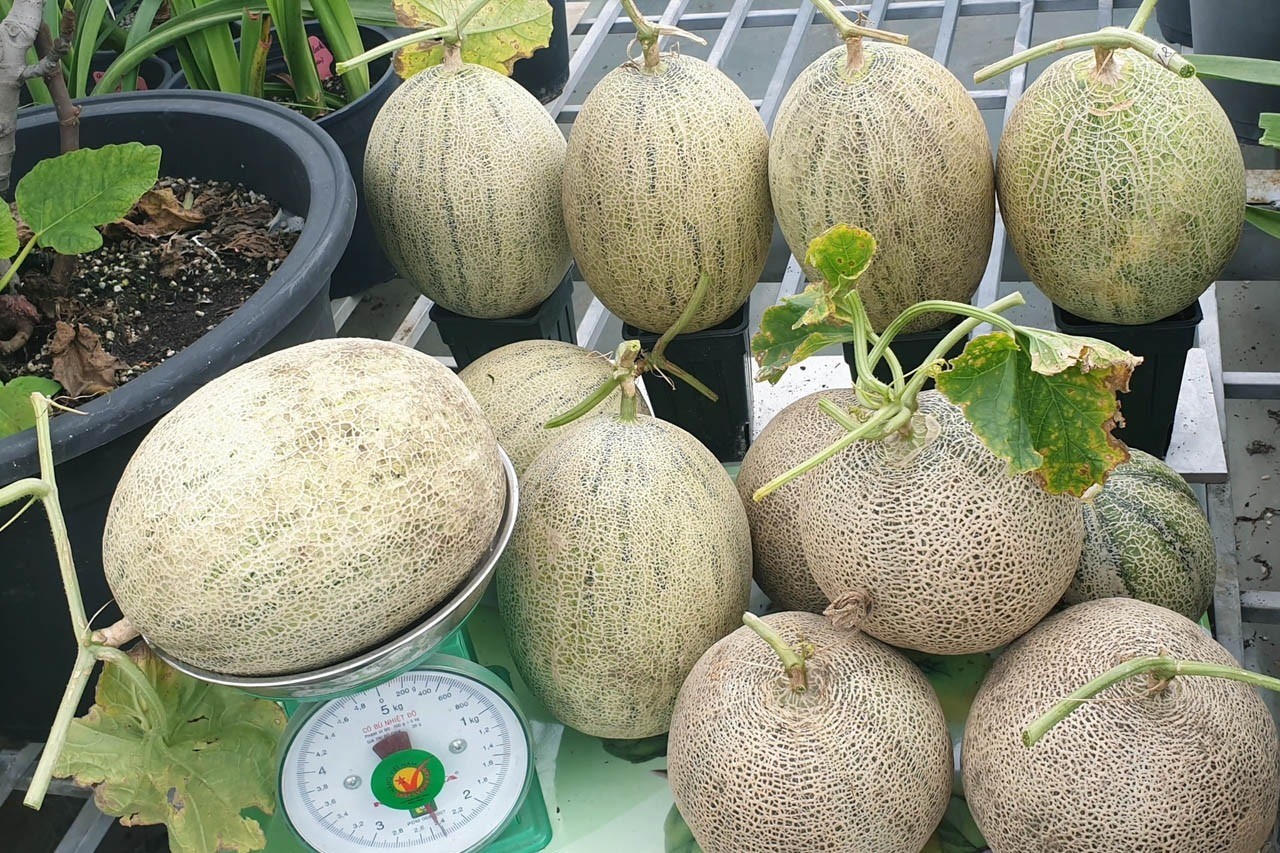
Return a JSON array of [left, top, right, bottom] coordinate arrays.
[[335, 0, 494, 73], [1127, 0, 1159, 33], [807, 0, 908, 51], [619, 0, 662, 69], [973, 27, 1194, 84], [895, 294, 1024, 411], [1023, 655, 1280, 748], [644, 271, 720, 403], [742, 612, 808, 693]]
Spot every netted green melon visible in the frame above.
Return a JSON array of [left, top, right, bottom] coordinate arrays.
[[562, 51, 772, 334], [994, 48, 1244, 324], [458, 340, 650, 475], [103, 339, 507, 676], [769, 40, 995, 332], [1064, 449, 1217, 620], [736, 389, 856, 613], [365, 63, 571, 319]]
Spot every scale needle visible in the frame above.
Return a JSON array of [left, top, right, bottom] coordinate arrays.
[[424, 801, 447, 836]]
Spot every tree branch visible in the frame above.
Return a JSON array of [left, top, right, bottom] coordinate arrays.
[[0, 0, 52, 193], [35, 10, 78, 288]]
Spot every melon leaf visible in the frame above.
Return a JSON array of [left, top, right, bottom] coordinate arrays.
[[802, 224, 875, 304], [53, 644, 286, 853], [0, 377, 60, 437], [0, 203, 18, 260], [752, 284, 856, 383], [393, 0, 553, 77], [936, 331, 1138, 497]]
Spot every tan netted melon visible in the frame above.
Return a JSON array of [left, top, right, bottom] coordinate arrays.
[[995, 49, 1244, 324], [736, 389, 856, 613], [1064, 449, 1217, 620], [962, 598, 1280, 852], [458, 340, 650, 475], [365, 63, 571, 319], [498, 392, 751, 738], [562, 51, 772, 334], [769, 40, 995, 332], [103, 339, 507, 676], [667, 611, 952, 853], [799, 391, 1083, 654]]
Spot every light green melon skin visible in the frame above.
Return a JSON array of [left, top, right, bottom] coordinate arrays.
[[997, 51, 1244, 325], [365, 63, 572, 319], [1064, 449, 1217, 621]]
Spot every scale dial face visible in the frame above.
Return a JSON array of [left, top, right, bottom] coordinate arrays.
[[280, 667, 531, 852]]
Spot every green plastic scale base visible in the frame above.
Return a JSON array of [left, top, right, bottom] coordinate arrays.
[[258, 624, 553, 853]]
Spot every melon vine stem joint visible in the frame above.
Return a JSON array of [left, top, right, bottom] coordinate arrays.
[[806, 0, 907, 72], [618, 0, 705, 71], [742, 612, 808, 693]]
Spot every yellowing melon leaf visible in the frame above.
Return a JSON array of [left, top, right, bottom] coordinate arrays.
[[803, 224, 876, 304], [54, 644, 286, 853], [751, 284, 856, 383], [393, 0, 553, 77], [936, 331, 1137, 496]]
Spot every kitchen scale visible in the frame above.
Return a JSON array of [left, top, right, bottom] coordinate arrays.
[[150, 451, 553, 853]]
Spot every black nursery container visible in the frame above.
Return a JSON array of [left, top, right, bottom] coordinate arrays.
[[511, 0, 571, 103], [623, 304, 753, 464], [1157, 0, 1192, 46], [430, 273, 577, 369], [1053, 301, 1202, 459], [841, 316, 967, 391], [1190, 0, 1280, 143]]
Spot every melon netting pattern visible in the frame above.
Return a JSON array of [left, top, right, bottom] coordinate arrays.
[[1065, 449, 1218, 621], [562, 54, 773, 334], [799, 391, 1084, 654], [103, 338, 508, 676], [737, 389, 857, 613], [769, 43, 995, 333], [364, 64, 572, 319], [497, 413, 752, 739], [667, 611, 952, 853], [962, 597, 1280, 853], [997, 50, 1245, 325], [458, 339, 650, 475]]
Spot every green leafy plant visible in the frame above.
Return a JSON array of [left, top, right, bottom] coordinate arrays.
[[751, 224, 1143, 500]]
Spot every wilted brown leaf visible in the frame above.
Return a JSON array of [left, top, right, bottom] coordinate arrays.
[[50, 321, 127, 396]]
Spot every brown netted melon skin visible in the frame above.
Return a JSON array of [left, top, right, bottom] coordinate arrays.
[[667, 612, 952, 853], [962, 598, 1280, 852], [799, 391, 1083, 654], [103, 339, 507, 676], [365, 64, 572, 319], [997, 51, 1244, 325], [769, 43, 995, 333], [458, 340, 650, 475], [562, 54, 772, 334], [497, 413, 751, 739], [736, 389, 857, 613]]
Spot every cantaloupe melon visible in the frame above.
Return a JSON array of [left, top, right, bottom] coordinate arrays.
[[458, 340, 650, 475], [103, 339, 507, 676], [962, 598, 1280, 852], [800, 391, 1083, 654], [1064, 449, 1217, 620], [365, 63, 572, 318], [562, 52, 772, 334], [667, 611, 952, 852], [498, 391, 751, 738], [736, 389, 856, 613]]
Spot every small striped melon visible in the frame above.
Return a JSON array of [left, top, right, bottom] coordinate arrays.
[[1064, 449, 1217, 621]]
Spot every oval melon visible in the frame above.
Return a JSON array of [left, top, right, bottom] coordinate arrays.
[[769, 43, 995, 332], [997, 49, 1244, 324], [1064, 449, 1217, 620], [736, 389, 856, 613], [458, 340, 650, 475], [365, 64, 572, 318], [962, 598, 1280, 852], [562, 53, 772, 334], [799, 390, 1083, 654], [498, 406, 752, 738], [668, 611, 952, 853], [103, 338, 507, 676]]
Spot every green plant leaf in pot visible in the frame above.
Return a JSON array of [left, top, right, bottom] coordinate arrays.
[[0, 377, 61, 438], [389, 0, 553, 78]]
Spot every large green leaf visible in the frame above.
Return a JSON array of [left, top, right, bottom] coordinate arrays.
[[393, 0, 553, 77], [0, 377, 60, 437], [935, 330, 1139, 496], [1191, 54, 1280, 86], [0, 203, 18, 259], [1247, 205, 1280, 239], [751, 284, 857, 383], [16, 144, 161, 255], [1260, 113, 1280, 149], [54, 644, 286, 853]]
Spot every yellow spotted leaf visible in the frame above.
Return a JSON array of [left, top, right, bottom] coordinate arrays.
[[393, 0, 553, 77]]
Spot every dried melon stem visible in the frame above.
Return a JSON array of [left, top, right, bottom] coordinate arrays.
[[807, 0, 908, 74], [743, 612, 808, 693]]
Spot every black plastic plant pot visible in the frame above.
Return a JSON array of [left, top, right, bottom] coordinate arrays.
[[430, 272, 577, 370], [0, 91, 355, 742], [841, 315, 966, 392], [169, 24, 400, 297], [623, 304, 753, 464], [511, 0, 571, 103], [1190, 0, 1280, 143], [1157, 0, 1192, 46], [18, 52, 174, 107], [1052, 301, 1203, 459]]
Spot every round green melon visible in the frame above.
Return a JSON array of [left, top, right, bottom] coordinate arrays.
[[365, 63, 572, 319], [997, 50, 1244, 324], [1064, 449, 1217, 621]]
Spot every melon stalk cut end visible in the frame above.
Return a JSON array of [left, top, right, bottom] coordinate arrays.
[[806, 0, 908, 74], [619, 0, 707, 71], [742, 612, 808, 693]]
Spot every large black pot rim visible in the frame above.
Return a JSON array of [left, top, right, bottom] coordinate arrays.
[[0, 90, 355, 481]]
